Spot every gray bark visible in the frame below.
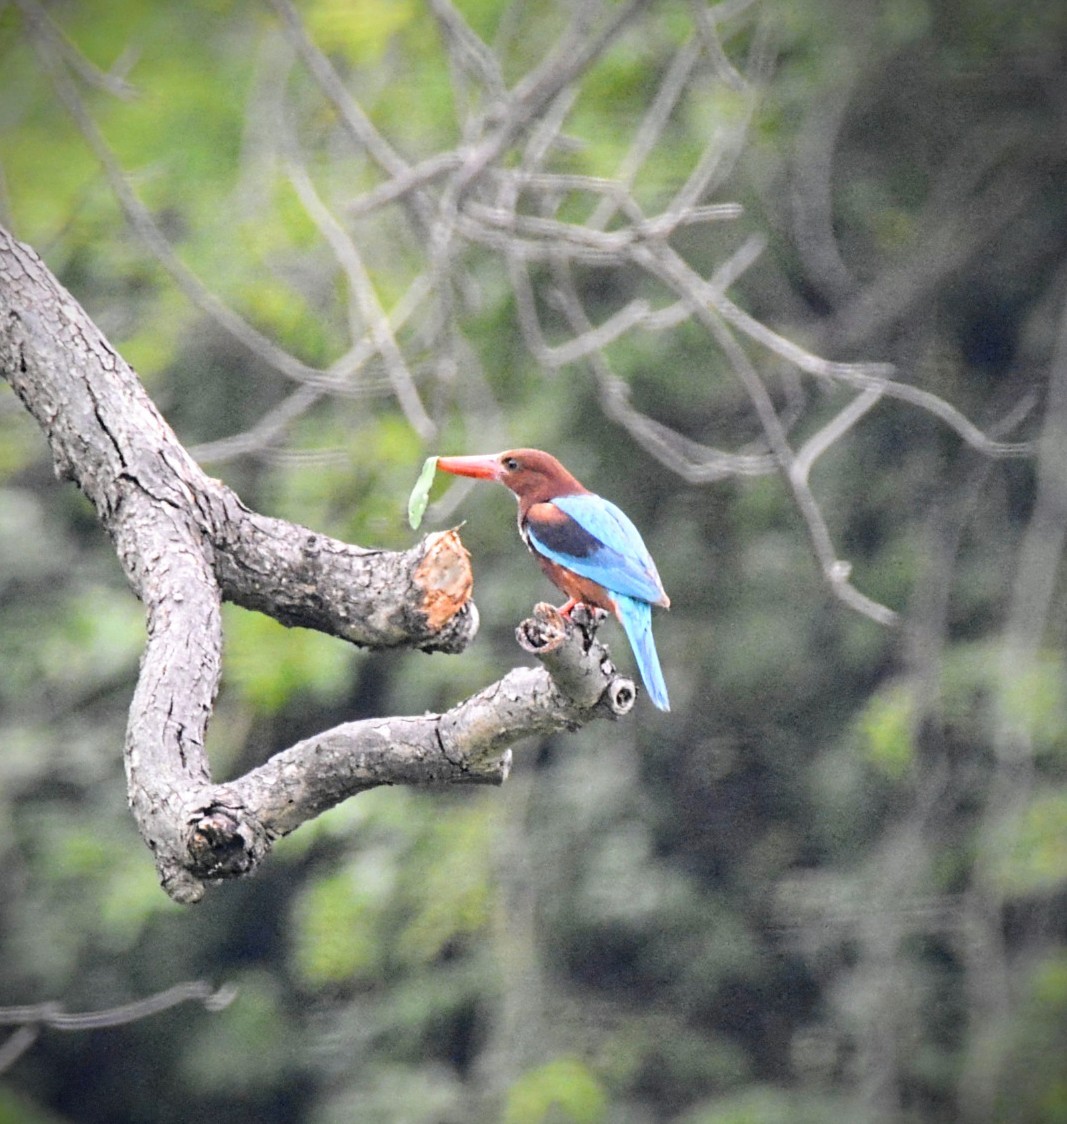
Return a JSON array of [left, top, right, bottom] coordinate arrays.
[[0, 225, 635, 903]]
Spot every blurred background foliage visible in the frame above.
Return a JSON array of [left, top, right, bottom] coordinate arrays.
[[2, 0, 1067, 1121]]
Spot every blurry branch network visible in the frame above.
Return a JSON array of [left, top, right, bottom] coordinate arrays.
[[16, 0, 1031, 628]]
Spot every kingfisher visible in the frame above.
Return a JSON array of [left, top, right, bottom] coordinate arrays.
[[436, 448, 670, 710]]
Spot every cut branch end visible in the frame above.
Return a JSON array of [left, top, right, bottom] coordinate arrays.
[[414, 529, 473, 624]]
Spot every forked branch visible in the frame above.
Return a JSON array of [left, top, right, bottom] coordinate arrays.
[[0, 227, 634, 902]]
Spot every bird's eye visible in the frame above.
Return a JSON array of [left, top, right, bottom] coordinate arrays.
[[502, 456, 519, 471]]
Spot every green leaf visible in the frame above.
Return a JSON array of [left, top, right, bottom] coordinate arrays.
[[291, 857, 395, 985], [395, 805, 492, 965], [856, 682, 915, 780], [1029, 950, 1067, 1009], [504, 1057, 607, 1124], [1000, 652, 1067, 756], [305, 0, 417, 63], [988, 789, 1067, 895], [407, 455, 438, 530]]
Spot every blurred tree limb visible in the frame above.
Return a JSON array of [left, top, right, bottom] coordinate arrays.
[[0, 227, 635, 902], [0, 980, 236, 1075]]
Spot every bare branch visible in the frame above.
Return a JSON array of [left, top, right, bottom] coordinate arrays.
[[689, 0, 748, 92], [464, 201, 743, 256], [0, 227, 476, 900], [0, 981, 235, 1074], [189, 382, 326, 465], [0, 981, 236, 1031], [453, 0, 652, 191], [284, 158, 435, 439], [11, 0, 1036, 698], [0, 1026, 37, 1075], [633, 240, 899, 623], [549, 262, 777, 481], [42, 3, 140, 99], [263, 0, 419, 188], [429, 0, 508, 107], [598, 370, 777, 482], [714, 319, 896, 623], [346, 151, 464, 218], [588, 35, 704, 230], [189, 272, 435, 464], [792, 387, 884, 485], [158, 605, 635, 898], [508, 0, 652, 132], [648, 243, 1031, 458], [16, 0, 338, 388]]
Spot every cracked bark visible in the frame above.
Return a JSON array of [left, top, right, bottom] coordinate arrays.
[[0, 225, 636, 903]]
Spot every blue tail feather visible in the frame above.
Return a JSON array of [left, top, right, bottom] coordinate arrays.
[[613, 594, 670, 711]]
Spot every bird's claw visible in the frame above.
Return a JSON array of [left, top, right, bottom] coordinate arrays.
[[565, 601, 608, 628]]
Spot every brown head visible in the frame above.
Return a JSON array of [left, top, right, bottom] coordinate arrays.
[[435, 448, 588, 508]]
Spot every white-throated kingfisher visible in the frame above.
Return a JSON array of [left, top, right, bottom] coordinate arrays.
[[436, 449, 670, 710]]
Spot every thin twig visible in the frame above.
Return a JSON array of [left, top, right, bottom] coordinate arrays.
[[263, 0, 414, 186], [51, 19, 140, 98], [285, 159, 435, 439], [551, 262, 777, 481], [636, 240, 899, 624], [429, 0, 508, 104], [0, 1026, 38, 1074], [453, 0, 652, 192], [792, 387, 884, 485], [17, 0, 343, 389], [459, 201, 742, 273], [689, 0, 748, 92], [0, 981, 236, 1030], [0, 981, 236, 1071], [665, 252, 1030, 458], [346, 151, 464, 218], [587, 34, 703, 230]]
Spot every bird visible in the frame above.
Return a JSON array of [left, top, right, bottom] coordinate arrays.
[[436, 448, 670, 710]]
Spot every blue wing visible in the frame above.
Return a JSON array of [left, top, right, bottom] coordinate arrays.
[[525, 493, 667, 606]]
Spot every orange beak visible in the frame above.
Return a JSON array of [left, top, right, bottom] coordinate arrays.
[[436, 454, 503, 482]]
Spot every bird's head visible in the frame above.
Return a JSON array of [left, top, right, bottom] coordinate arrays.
[[436, 448, 586, 504]]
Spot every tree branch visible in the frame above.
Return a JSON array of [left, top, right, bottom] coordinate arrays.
[[0, 225, 632, 903], [0, 980, 235, 1074]]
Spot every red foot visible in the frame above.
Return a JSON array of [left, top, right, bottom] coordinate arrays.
[[557, 597, 581, 618]]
